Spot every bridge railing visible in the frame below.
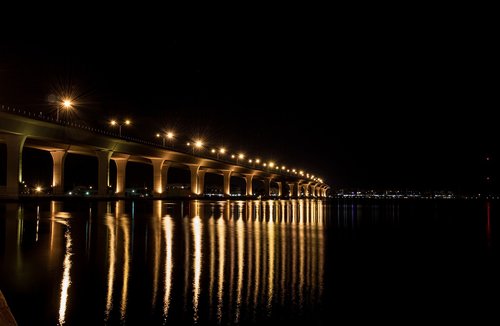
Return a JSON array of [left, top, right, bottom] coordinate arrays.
[[0, 104, 302, 178]]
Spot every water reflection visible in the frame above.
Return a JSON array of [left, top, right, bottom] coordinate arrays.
[[58, 224, 72, 326], [0, 199, 325, 325], [104, 207, 116, 321], [163, 213, 174, 321], [192, 214, 202, 323], [216, 209, 226, 324]]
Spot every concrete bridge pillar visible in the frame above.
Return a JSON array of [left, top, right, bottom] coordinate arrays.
[[296, 182, 302, 197], [287, 183, 295, 197], [310, 184, 317, 197], [276, 181, 283, 197], [222, 170, 232, 196], [151, 158, 165, 197], [263, 178, 271, 197], [304, 183, 311, 197], [245, 174, 253, 196], [3, 134, 26, 198], [112, 157, 129, 196], [189, 165, 201, 195], [198, 170, 206, 195], [161, 162, 172, 195], [50, 150, 67, 195], [96, 150, 113, 196]]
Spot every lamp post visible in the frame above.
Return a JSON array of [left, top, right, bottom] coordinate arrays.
[[166, 132, 174, 148], [194, 140, 203, 155], [237, 153, 245, 164], [156, 133, 166, 146], [157, 131, 175, 147], [218, 148, 226, 160], [57, 99, 73, 122], [188, 140, 203, 155], [110, 119, 131, 137]]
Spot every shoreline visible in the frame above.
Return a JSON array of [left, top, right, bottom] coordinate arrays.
[[0, 290, 17, 326]]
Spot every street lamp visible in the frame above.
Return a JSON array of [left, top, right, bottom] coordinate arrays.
[[110, 119, 131, 137], [57, 98, 73, 122], [218, 148, 226, 160], [237, 153, 244, 164], [166, 131, 174, 147], [156, 133, 165, 146], [187, 139, 203, 155]]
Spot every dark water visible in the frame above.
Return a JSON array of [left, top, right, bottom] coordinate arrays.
[[0, 199, 498, 325]]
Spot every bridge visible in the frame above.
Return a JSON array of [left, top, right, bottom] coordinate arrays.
[[0, 106, 329, 199]]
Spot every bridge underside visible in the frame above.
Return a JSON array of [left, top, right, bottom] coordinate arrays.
[[0, 112, 329, 199]]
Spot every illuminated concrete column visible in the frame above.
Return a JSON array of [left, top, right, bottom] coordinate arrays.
[[245, 174, 253, 196], [162, 161, 172, 194], [276, 181, 283, 197], [50, 150, 67, 195], [3, 134, 27, 198], [222, 170, 232, 196], [112, 156, 129, 196], [189, 165, 200, 195], [263, 178, 271, 197], [198, 170, 206, 195], [151, 158, 165, 197], [296, 182, 302, 197], [287, 182, 295, 197], [304, 183, 311, 197], [310, 184, 317, 197], [96, 150, 113, 196]]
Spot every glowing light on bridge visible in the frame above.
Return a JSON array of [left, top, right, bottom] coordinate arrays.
[[269, 162, 275, 168], [166, 132, 174, 139], [62, 99, 73, 108], [195, 140, 203, 148], [219, 148, 226, 154]]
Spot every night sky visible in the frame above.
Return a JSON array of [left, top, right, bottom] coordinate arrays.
[[0, 19, 497, 192]]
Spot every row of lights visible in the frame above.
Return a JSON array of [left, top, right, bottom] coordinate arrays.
[[53, 99, 323, 184]]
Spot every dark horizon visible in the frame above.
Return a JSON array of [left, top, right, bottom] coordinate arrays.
[[1, 24, 497, 192]]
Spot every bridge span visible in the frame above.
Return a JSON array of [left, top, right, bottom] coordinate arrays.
[[0, 109, 329, 199]]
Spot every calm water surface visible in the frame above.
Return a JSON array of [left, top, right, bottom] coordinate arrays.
[[0, 199, 499, 325]]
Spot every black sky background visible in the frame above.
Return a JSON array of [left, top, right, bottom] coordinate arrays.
[[0, 16, 497, 192]]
